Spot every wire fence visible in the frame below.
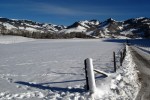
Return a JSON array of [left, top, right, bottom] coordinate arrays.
[[91, 45, 126, 74], [84, 45, 127, 92], [84, 39, 149, 92]]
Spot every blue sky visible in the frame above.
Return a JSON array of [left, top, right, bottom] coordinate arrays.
[[0, 0, 149, 25]]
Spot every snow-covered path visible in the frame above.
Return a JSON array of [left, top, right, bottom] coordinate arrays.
[[129, 46, 150, 100], [0, 36, 123, 99]]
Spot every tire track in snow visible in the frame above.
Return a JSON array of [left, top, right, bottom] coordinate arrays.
[[129, 46, 150, 100]]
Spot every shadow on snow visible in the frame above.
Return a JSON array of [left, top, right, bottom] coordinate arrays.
[[135, 46, 150, 54], [15, 81, 85, 93], [103, 39, 127, 43], [14, 75, 106, 93]]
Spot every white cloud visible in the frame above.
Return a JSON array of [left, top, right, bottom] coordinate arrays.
[[31, 3, 113, 16]]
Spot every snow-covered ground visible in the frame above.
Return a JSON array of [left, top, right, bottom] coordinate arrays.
[[129, 46, 150, 100], [97, 46, 140, 99], [0, 35, 34, 44], [0, 36, 140, 100]]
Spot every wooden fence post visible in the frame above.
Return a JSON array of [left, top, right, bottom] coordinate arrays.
[[120, 51, 123, 66], [84, 59, 89, 90], [123, 47, 126, 60], [113, 52, 116, 72], [84, 58, 96, 93]]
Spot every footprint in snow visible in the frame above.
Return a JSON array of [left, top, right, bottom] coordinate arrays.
[[16, 85, 22, 89], [7, 78, 13, 83]]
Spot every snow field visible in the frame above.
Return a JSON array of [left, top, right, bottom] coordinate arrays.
[[0, 35, 34, 44], [0, 36, 140, 99]]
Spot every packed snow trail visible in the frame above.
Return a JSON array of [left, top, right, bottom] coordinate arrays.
[[129, 46, 150, 100]]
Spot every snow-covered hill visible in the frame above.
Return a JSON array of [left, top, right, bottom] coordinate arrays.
[[59, 20, 100, 34], [0, 17, 66, 34], [0, 17, 150, 38]]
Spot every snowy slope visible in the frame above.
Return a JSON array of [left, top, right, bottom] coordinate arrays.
[[59, 26, 87, 33], [3, 23, 17, 30]]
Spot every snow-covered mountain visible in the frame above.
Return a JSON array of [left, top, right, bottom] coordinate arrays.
[[122, 17, 150, 38], [0, 17, 65, 34], [58, 17, 150, 38], [59, 20, 100, 34], [90, 18, 123, 38], [89, 17, 150, 38], [0, 17, 150, 38]]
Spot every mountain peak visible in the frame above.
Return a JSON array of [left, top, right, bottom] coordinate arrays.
[[135, 17, 145, 20], [107, 18, 116, 22]]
